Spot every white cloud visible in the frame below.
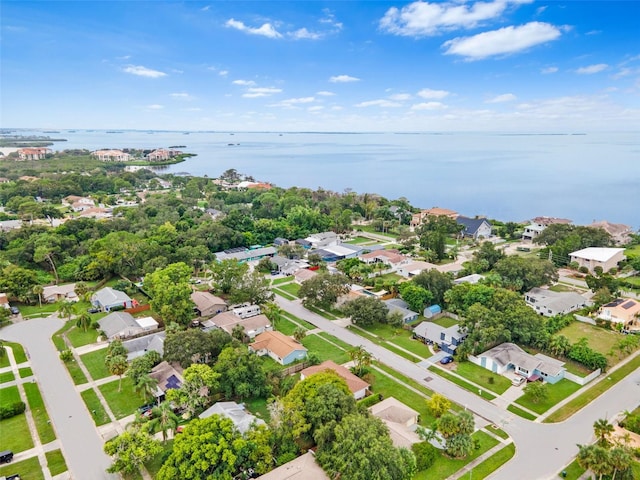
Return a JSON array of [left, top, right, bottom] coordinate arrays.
[[289, 28, 322, 40], [331, 106, 343, 111], [201, 5, 210, 11], [269, 97, 316, 108], [218, 70, 229, 77], [389, 93, 412, 101], [170, 92, 194, 100], [233, 79, 256, 86], [226, 19, 282, 39], [123, 65, 167, 78], [329, 75, 360, 83], [184, 107, 202, 112], [355, 99, 402, 108], [576, 63, 608, 74], [380, 0, 533, 37], [541, 66, 558, 74], [411, 102, 447, 110], [417, 88, 449, 99], [242, 87, 282, 98], [443, 22, 562, 60], [320, 8, 343, 30], [146, 104, 164, 110], [486, 93, 516, 103], [308, 106, 325, 112], [316, 91, 336, 96]]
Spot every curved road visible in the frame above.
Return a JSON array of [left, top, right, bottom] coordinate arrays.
[[2, 317, 117, 479], [277, 297, 640, 480]]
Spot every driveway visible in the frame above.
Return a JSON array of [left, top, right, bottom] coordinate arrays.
[[275, 296, 640, 480], [1, 317, 117, 479]]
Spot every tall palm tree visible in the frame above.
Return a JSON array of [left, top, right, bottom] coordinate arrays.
[[262, 302, 282, 329], [76, 312, 92, 332], [292, 327, 306, 342], [108, 355, 129, 392], [56, 301, 76, 323], [147, 402, 180, 444], [609, 446, 632, 480], [32, 285, 43, 308], [593, 418, 614, 447], [349, 346, 373, 377], [135, 373, 159, 404]]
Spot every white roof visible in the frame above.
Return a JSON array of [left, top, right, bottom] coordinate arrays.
[[321, 244, 358, 257], [569, 247, 625, 262], [135, 316, 159, 329]]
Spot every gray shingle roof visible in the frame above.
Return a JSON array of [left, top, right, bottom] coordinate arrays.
[[92, 287, 132, 307], [98, 312, 137, 339]]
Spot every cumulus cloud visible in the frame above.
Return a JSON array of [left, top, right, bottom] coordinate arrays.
[[123, 65, 167, 78], [226, 19, 282, 39], [308, 106, 324, 112], [320, 8, 343, 30], [486, 93, 516, 103], [289, 28, 323, 40], [411, 101, 447, 110], [379, 0, 532, 37], [269, 97, 316, 108], [329, 75, 360, 83], [355, 99, 402, 108], [417, 88, 449, 99], [316, 91, 336, 96], [170, 92, 194, 100], [541, 66, 558, 74], [576, 63, 608, 74], [389, 93, 412, 101], [443, 22, 562, 60], [218, 70, 229, 77], [242, 87, 282, 98], [233, 79, 256, 86]]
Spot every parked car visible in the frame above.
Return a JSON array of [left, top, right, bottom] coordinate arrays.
[[9, 307, 19, 315], [0, 450, 14, 464], [87, 307, 100, 314], [440, 355, 454, 365], [1, 474, 21, 480], [511, 375, 526, 387]]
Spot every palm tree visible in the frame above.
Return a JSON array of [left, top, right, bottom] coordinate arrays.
[[292, 327, 306, 342], [349, 346, 373, 377], [108, 355, 129, 392], [577, 444, 613, 480], [147, 402, 180, 444], [609, 446, 632, 480], [32, 285, 43, 308], [593, 418, 614, 447], [56, 301, 76, 323], [76, 312, 92, 332], [549, 335, 571, 357], [135, 373, 159, 404], [262, 302, 282, 329]]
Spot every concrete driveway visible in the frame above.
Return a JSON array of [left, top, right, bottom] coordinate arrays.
[[1, 317, 117, 479]]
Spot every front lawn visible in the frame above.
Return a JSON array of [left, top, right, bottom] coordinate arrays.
[[272, 276, 294, 285], [428, 366, 496, 400], [98, 377, 146, 419], [46, 449, 68, 476], [558, 459, 586, 480], [301, 334, 350, 364], [515, 379, 582, 415], [0, 371, 14, 384], [275, 316, 303, 336], [0, 456, 43, 480], [80, 348, 110, 380], [23, 382, 56, 444], [278, 282, 300, 298], [0, 385, 21, 405], [0, 414, 34, 453], [558, 322, 622, 359], [281, 312, 315, 330], [80, 388, 111, 426], [471, 442, 516, 479], [64, 359, 88, 385], [357, 323, 431, 359], [453, 362, 512, 395], [15, 302, 59, 318], [3, 341, 27, 364], [67, 326, 100, 348]]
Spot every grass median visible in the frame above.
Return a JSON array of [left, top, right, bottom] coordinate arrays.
[[428, 366, 496, 400], [470, 442, 516, 479], [46, 449, 68, 476], [23, 382, 56, 444], [507, 404, 537, 421], [80, 388, 111, 426]]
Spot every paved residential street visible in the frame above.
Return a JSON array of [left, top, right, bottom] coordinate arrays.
[[276, 296, 640, 480], [2, 316, 117, 479]]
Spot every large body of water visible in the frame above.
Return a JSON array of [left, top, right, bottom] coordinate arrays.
[[12, 129, 640, 227]]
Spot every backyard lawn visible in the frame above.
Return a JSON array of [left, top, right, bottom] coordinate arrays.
[[301, 334, 350, 364], [80, 348, 110, 380], [453, 362, 512, 395], [515, 379, 582, 415], [559, 322, 622, 359], [0, 456, 43, 480], [80, 388, 111, 426], [430, 316, 459, 328], [23, 382, 56, 444], [244, 397, 270, 422], [98, 377, 147, 419]]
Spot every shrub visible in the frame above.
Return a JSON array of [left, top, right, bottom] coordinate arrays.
[[0, 401, 26, 420], [579, 266, 589, 274], [59, 349, 74, 362], [412, 441, 438, 470], [357, 393, 383, 409]]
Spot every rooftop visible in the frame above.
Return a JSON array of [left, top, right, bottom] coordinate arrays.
[[569, 247, 625, 262]]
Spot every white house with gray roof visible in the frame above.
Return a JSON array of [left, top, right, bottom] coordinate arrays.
[[525, 287, 589, 317], [470, 342, 566, 384], [413, 321, 467, 355], [122, 331, 166, 361], [384, 299, 419, 324], [214, 246, 277, 263], [91, 287, 134, 312], [199, 401, 265, 434], [98, 312, 158, 340]]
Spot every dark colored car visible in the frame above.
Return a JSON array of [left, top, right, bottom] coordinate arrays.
[[87, 307, 100, 314], [440, 355, 454, 365], [9, 307, 19, 315], [0, 450, 14, 464]]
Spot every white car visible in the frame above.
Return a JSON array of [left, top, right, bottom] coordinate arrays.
[[511, 375, 526, 387]]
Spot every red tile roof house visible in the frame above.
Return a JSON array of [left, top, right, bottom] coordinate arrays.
[[18, 147, 52, 160], [300, 360, 370, 399], [249, 331, 308, 365], [360, 249, 407, 268], [146, 149, 182, 161]]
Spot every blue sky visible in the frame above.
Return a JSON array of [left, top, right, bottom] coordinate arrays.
[[2, 0, 639, 131]]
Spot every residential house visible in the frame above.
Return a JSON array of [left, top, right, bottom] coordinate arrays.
[[214, 246, 277, 263], [305, 231, 339, 249], [42, 283, 78, 303], [0, 220, 22, 232], [199, 401, 265, 434], [150, 361, 183, 400], [146, 149, 181, 162], [598, 298, 640, 326], [589, 221, 634, 246], [360, 249, 407, 268], [122, 331, 166, 361], [91, 149, 131, 162], [17, 147, 51, 160], [525, 287, 588, 317], [294, 238, 312, 249], [397, 260, 437, 278], [471, 342, 566, 384], [257, 451, 329, 480], [98, 312, 159, 340], [18, 176, 38, 182], [273, 237, 289, 246], [453, 273, 485, 285], [294, 269, 318, 284], [91, 287, 134, 312], [0, 293, 9, 309], [249, 331, 308, 365], [63, 195, 95, 211], [457, 216, 492, 240], [78, 207, 112, 219], [300, 360, 370, 400], [369, 397, 421, 448], [521, 223, 546, 242], [410, 207, 458, 228], [569, 247, 626, 273], [312, 244, 362, 262], [152, 177, 171, 189], [413, 321, 466, 355], [270, 255, 309, 275], [384, 299, 419, 324], [202, 312, 272, 339], [191, 291, 227, 318], [532, 216, 572, 227]]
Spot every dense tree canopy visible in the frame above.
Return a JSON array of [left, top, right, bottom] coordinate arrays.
[[144, 262, 194, 325], [341, 295, 389, 326], [298, 272, 350, 310]]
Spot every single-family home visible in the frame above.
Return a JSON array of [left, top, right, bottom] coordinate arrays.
[[384, 299, 419, 324], [146, 149, 177, 162], [150, 361, 183, 400], [270, 256, 309, 275], [590, 221, 634, 246], [0, 293, 9, 309], [300, 360, 370, 400], [457, 216, 492, 240], [122, 331, 166, 361], [214, 246, 277, 263], [42, 283, 78, 303], [199, 401, 265, 434], [91, 287, 134, 312], [521, 223, 546, 242], [413, 321, 466, 355], [294, 268, 318, 284], [63, 195, 95, 211], [98, 312, 159, 340], [257, 451, 329, 480], [369, 397, 421, 448], [397, 261, 437, 278], [525, 287, 588, 317], [202, 312, 272, 339], [410, 207, 458, 228], [91, 149, 131, 162], [471, 342, 566, 384], [17, 147, 51, 160], [294, 238, 312, 249], [249, 331, 308, 365], [598, 298, 640, 326], [305, 231, 339, 249], [569, 247, 626, 273], [453, 273, 485, 285], [78, 207, 113, 219], [312, 244, 362, 262], [151, 177, 172, 189], [360, 249, 407, 268], [191, 291, 227, 318]]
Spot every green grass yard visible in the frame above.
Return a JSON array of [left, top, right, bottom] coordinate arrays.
[[64, 358, 88, 385], [277, 282, 300, 297], [23, 382, 56, 444], [453, 362, 512, 395], [317, 332, 352, 351], [430, 316, 459, 328], [3, 341, 27, 364], [275, 316, 303, 336], [67, 325, 100, 348], [0, 385, 21, 405], [345, 236, 377, 245], [0, 371, 14, 384], [272, 276, 294, 285], [507, 404, 537, 420], [301, 334, 350, 364], [558, 459, 586, 480], [273, 289, 296, 301], [515, 379, 582, 415], [45, 449, 68, 476], [19, 367, 33, 378], [244, 397, 270, 422], [80, 348, 110, 380], [80, 388, 111, 426], [0, 353, 8, 369], [145, 440, 174, 477], [0, 414, 34, 453], [98, 377, 147, 419], [281, 312, 315, 330], [0, 456, 43, 480], [558, 322, 622, 359], [470, 442, 516, 479], [428, 366, 496, 400]]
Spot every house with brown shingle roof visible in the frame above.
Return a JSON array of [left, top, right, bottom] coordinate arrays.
[[249, 331, 307, 365], [190, 291, 227, 317], [300, 360, 370, 399], [590, 220, 634, 246], [202, 312, 272, 339], [369, 397, 421, 448]]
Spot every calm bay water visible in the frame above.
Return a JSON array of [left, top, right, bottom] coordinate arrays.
[[17, 129, 640, 227]]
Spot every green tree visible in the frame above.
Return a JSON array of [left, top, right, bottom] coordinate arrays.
[[292, 326, 306, 342], [75, 312, 92, 332], [593, 418, 614, 447], [426, 393, 451, 418], [548, 334, 571, 357], [348, 346, 373, 377], [436, 410, 475, 458], [608, 446, 633, 480], [147, 401, 180, 444], [32, 284, 43, 308], [262, 302, 282, 328], [213, 346, 270, 401], [398, 282, 433, 313], [298, 272, 350, 310], [166, 364, 220, 418], [228, 269, 274, 306], [493, 255, 558, 293], [211, 259, 249, 294], [134, 373, 158, 404], [342, 295, 389, 326], [144, 262, 194, 325], [104, 429, 162, 475], [163, 328, 233, 368], [523, 381, 548, 404], [127, 354, 155, 386], [107, 355, 129, 392], [576, 444, 613, 480], [412, 269, 453, 305], [56, 301, 76, 323]]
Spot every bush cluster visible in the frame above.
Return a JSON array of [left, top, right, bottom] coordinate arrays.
[[0, 401, 26, 420]]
